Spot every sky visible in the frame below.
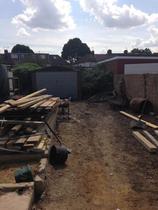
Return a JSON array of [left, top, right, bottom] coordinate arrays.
[[1, 0, 158, 55]]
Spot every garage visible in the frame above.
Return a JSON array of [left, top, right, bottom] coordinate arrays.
[[32, 66, 80, 100]]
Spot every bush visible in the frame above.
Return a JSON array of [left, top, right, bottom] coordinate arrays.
[[81, 64, 113, 98], [12, 63, 41, 95], [13, 63, 41, 74]]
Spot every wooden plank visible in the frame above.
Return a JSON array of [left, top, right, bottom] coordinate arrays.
[[15, 137, 27, 146], [0, 182, 34, 191], [11, 124, 22, 133], [19, 95, 52, 109], [37, 141, 45, 150], [132, 131, 157, 153], [7, 96, 42, 106], [0, 104, 5, 108], [19, 95, 51, 109], [26, 135, 42, 143], [47, 101, 57, 108], [23, 143, 35, 149], [30, 99, 47, 109], [154, 130, 158, 136], [0, 89, 47, 113], [120, 111, 158, 129], [0, 153, 44, 163], [50, 97, 60, 101], [6, 140, 15, 148], [39, 100, 53, 107], [0, 119, 44, 126], [10, 124, 23, 136], [16, 89, 47, 102], [0, 104, 10, 114], [143, 130, 158, 147]]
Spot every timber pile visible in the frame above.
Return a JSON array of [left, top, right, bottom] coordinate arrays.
[[120, 111, 158, 153], [0, 89, 61, 162], [0, 89, 60, 113]]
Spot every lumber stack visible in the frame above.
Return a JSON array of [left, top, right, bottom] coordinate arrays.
[[0, 89, 61, 113], [0, 89, 61, 162], [0, 134, 47, 152]]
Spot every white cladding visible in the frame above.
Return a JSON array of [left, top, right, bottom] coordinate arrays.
[[125, 63, 158, 75]]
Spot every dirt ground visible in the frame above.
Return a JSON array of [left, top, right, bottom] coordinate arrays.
[[0, 161, 39, 183], [37, 102, 158, 210]]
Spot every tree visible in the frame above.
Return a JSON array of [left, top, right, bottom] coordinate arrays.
[[11, 44, 34, 53], [123, 50, 128, 55], [61, 38, 91, 63], [81, 64, 113, 98], [107, 49, 112, 55], [130, 48, 152, 56]]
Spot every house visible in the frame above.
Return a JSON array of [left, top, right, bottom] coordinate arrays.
[[0, 65, 9, 101], [74, 54, 97, 68], [0, 50, 68, 67], [73, 53, 133, 69], [31, 65, 80, 100], [98, 56, 158, 111]]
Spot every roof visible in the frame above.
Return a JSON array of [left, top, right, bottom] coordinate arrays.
[[75, 54, 96, 64], [98, 56, 158, 64], [75, 53, 133, 64], [49, 55, 68, 66], [94, 54, 112, 62]]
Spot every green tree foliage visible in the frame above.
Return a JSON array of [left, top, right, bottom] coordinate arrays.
[[130, 48, 152, 56], [61, 38, 91, 63], [107, 49, 112, 55], [11, 44, 34, 53], [123, 50, 128, 55], [81, 65, 113, 98], [13, 63, 41, 74]]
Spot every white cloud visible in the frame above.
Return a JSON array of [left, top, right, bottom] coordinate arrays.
[[79, 0, 158, 29], [12, 0, 75, 31], [134, 26, 158, 49], [17, 27, 30, 36]]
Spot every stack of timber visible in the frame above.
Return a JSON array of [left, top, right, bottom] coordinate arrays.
[[0, 89, 60, 163], [120, 111, 158, 153], [0, 89, 60, 113]]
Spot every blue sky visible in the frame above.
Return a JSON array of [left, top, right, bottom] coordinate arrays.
[[0, 0, 158, 55]]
